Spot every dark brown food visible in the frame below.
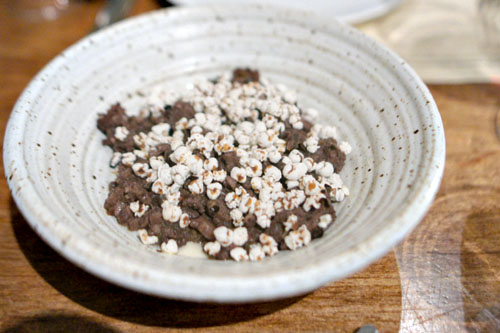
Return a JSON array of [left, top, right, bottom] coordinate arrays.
[[232, 68, 259, 84], [311, 138, 346, 172], [97, 69, 346, 260]]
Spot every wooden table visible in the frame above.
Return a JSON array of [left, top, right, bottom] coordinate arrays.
[[1, 1, 499, 331]]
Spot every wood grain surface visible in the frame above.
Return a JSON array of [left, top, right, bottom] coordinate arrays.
[[0, 1, 499, 332]]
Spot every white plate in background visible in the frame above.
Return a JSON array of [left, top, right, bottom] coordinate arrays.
[[169, 0, 403, 24]]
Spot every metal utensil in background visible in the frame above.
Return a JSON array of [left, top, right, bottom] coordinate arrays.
[[155, 0, 174, 7], [355, 324, 378, 333], [92, 0, 135, 32]]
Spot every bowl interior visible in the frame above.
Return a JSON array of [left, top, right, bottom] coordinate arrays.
[[4, 5, 445, 302]]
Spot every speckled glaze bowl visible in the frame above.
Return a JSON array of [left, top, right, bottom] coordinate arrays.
[[3, 5, 445, 302]]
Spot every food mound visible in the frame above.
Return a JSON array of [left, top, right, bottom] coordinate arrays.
[[97, 69, 351, 261]]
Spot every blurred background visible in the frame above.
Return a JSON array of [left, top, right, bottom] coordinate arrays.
[[2, 0, 499, 84]]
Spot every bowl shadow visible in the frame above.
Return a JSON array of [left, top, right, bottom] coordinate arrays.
[[1, 314, 119, 333], [9, 197, 303, 328]]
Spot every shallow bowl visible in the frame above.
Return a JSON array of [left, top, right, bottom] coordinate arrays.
[[3, 4, 445, 302]]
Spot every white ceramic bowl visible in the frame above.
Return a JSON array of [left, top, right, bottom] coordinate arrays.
[[3, 5, 445, 303]]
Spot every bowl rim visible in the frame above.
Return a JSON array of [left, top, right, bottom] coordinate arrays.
[[3, 4, 446, 302]]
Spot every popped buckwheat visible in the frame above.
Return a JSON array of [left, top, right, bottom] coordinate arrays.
[[98, 68, 351, 262]]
